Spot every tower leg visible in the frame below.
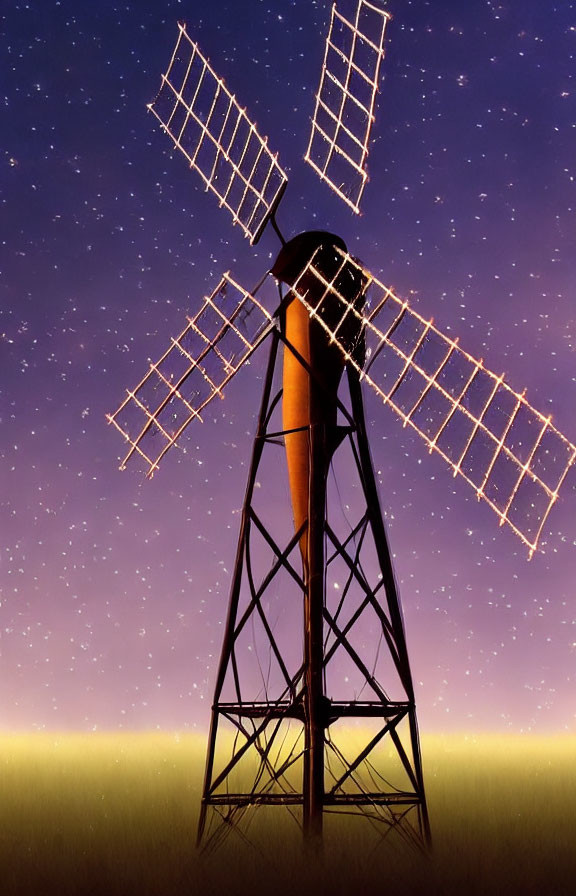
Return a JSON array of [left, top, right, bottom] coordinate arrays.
[[347, 366, 430, 845], [197, 330, 284, 849], [196, 336, 430, 853]]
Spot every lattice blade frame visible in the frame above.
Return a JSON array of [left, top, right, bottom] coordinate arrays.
[[107, 274, 274, 476], [148, 22, 288, 244], [288, 247, 576, 556], [305, 1, 391, 214]]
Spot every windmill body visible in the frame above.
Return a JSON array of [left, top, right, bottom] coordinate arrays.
[[194, 300, 429, 849], [107, 1, 576, 852]]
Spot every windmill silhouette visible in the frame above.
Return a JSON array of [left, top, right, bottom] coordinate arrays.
[[108, 1, 576, 853]]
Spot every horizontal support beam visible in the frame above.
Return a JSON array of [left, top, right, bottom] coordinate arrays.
[[213, 699, 412, 721], [216, 700, 304, 720], [205, 793, 302, 806], [326, 792, 421, 806], [203, 791, 421, 807], [328, 701, 412, 718]]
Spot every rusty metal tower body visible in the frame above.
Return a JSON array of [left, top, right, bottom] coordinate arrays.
[[197, 232, 429, 850]]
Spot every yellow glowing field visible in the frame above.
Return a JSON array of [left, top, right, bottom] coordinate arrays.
[[1, 732, 576, 895]]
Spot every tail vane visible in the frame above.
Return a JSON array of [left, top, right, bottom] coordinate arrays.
[[305, 1, 391, 214], [149, 23, 288, 244], [289, 246, 576, 556], [107, 275, 274, 476]]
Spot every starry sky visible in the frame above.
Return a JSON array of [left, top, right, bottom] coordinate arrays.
[[2, 0, 576, 733]]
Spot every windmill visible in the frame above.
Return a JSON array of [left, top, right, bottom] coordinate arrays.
[[108, 1, 576, 853]]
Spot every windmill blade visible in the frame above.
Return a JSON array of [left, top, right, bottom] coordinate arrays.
[[107, 275, 274, 476], [305, 1, 391, 214], [148, 22, 288, 244], [288, 246, 576, 557]]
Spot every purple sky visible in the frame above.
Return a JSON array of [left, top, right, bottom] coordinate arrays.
[[2, 0, 576, 733]]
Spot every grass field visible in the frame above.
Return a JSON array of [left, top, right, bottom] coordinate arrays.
[[1, 732, 575, 895]]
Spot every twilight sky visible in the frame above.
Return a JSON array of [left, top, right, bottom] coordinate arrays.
[[2, 0, 576, 733]]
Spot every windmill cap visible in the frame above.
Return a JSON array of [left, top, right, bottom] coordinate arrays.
[[271, 231, 348, 287]]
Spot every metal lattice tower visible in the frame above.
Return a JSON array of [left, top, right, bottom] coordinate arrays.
[[195, 321, 430, 852]]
